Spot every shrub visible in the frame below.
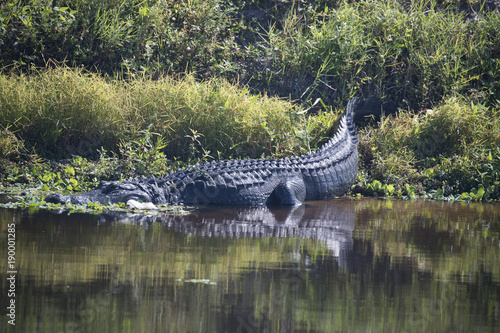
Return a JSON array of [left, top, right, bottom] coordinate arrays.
[[0, 0, 242, 76]]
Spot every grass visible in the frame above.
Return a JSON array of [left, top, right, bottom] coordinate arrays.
[[358, 97, 500, 200], [262, 0, 500, 109], [1, 66, 335, 160], [0, 66, 124, 157], [0, 0, 499, 201]]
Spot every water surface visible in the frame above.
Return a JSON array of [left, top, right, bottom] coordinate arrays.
[[1, 198, 499, 332]]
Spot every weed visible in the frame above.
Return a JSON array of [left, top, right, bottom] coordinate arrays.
[[359, 96, 500, 200], [260, 0, 500, 109], [363, 180, 396, 197], [0, 126, 24, 159], [0, 194, 192, 216], [118, 126, 170, 178]]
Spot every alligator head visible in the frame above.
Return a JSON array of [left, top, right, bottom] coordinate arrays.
[[45, 180, 155, 205]]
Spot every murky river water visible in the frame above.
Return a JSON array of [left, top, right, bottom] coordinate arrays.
[[0, 198, 499, 332]]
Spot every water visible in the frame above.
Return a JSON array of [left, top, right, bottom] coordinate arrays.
[[0, 198, 499, 332]]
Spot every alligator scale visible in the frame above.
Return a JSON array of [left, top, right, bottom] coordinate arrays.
[[47, 99, 359, 206]]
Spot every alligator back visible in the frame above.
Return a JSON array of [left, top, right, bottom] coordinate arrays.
[[160, 98, 359, 206]]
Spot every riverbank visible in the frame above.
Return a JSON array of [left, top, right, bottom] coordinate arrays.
[[1, 67, 498, 202], [1, 0, 499, 202]]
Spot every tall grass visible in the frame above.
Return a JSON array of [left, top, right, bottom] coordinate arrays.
[[120, 73, 308, 159], [0, 67, 125, 157], [263, 0, 500, 109], [0, 67, 336, 160]]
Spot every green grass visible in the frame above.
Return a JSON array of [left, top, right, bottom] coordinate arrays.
[[262, 0, 500, 109], [358, 97, 500, 200], [1, 66, 124, 157], [0, 66, 329, 159], [1, 0, 499, 201]]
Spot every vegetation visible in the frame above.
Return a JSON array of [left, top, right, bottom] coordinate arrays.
[[0, 0, 499, 201], [0, 0, 242, 77], [261, 0, 500, 108], [358, 97, 500, 201], [0, 67, 315, 160], [2, 0, 499, 108]]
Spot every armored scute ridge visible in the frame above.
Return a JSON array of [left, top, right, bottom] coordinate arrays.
[[46, 98, 360, 206]]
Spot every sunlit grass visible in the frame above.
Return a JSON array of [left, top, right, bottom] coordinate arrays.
[[0, 66, 333, 161], [359, 97, 500, 199]]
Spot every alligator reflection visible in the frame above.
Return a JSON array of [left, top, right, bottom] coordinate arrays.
[[99, 200, 356, 259], [1, 198, 499, 332]]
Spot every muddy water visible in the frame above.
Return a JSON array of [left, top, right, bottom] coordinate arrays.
[[0, 198, 499, 332]]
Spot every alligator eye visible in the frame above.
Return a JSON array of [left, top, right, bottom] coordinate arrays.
[[101, 181, 121, 194]]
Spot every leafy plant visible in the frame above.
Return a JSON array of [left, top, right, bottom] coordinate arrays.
[[118, 126, 169, 177], [358, 96, 500, 201], [0, 0, 242, 76], [0, 193, 192, 215], [363, 180, 396, 197]]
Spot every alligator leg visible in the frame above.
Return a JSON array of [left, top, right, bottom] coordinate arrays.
[[267, 176, 306, 206]]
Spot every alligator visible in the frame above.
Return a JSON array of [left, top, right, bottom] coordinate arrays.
[[46, 98, 360, 206]]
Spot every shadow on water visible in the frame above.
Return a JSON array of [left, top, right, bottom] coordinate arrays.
[[0, 197, 499, 332]]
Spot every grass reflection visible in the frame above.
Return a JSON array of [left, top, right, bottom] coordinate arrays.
[[0, 199, 499, 332]]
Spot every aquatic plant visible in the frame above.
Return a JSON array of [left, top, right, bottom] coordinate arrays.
[[0, 191, 192, 215]]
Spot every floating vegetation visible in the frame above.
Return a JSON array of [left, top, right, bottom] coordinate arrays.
[[0, 192, 192, 216]]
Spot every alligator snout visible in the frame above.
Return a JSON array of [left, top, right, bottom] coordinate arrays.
[[45, 193, 68, 204]]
